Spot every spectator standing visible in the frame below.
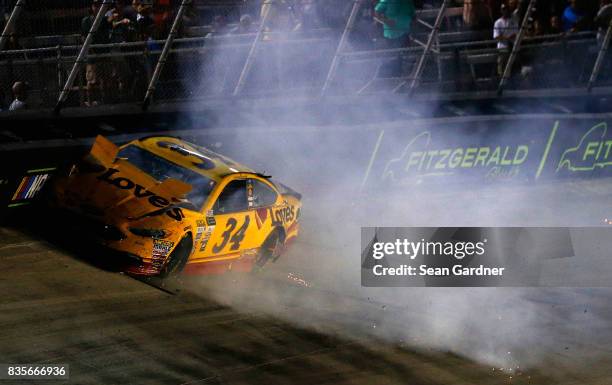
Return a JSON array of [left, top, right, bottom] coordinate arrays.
[[132, 0, 155, 41], [180, 1, 201, 37], [562, 0, 586, 32], [207, 15, 230, 37], [84, 61, 107, 107], [550, 15, 562, 34], [230, 14, 255, 35], [8, 81, 27, 111], [107, 0, 132, 43], [4, 32, 21, 50], [463, 0, 493, 30], [493, 4, 518, 77], [106, 0, 132, 103], [374, 0, 415, 77], [487, 0, 503, 24], [81, 1, 111, 107], [351, 0, 378, 51], [152, 0, 172, 40], [374, 0, 415, 48], [81, 0, 110, 45], [260, 0, 296, 34], [293, 0, 321, 33]]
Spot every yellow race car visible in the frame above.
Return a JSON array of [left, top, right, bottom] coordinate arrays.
[[50, 135, 301, 277]]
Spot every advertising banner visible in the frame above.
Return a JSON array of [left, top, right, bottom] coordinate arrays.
[[361, 117, 612, 189], [0, 115, 611, 220]]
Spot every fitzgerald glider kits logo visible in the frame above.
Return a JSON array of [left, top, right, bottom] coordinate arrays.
[[365, 119, 612, 188], [556, 122, 612, 172], [382, 131, 529, 182]]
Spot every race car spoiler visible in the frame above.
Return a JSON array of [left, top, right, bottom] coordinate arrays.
[[89, 135, 193, 200]]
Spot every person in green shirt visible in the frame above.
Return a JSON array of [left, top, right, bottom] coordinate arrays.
[[373, 0, 415, 77], [374, 0, 415, 44]]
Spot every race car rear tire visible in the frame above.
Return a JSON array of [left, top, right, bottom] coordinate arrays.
[[158, 234, 192, 279], [253, 230, 282, 272]]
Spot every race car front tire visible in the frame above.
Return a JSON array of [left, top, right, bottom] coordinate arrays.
[[158, 233, 192, 278], [253, 230, 282, 272]]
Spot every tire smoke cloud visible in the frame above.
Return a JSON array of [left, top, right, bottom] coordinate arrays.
[[178, 26, 612, 373]]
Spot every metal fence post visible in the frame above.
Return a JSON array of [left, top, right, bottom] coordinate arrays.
[[143, 0, 191, 111], [232, 0, 273, 96], [497, 0, 536, 96], [0, 0, 25, 52], [320, 0, 361, 97], [393, 0, 449, 94], [56, 45, 62, 95], [54, 0, 112, 114], [587, 19, 612, 92]]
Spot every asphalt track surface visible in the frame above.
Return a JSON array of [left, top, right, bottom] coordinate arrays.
[[0, 226, 530, 385], [2, 180, 612, 384]]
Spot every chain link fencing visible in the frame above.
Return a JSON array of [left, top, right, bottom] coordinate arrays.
[[0, 0, 610, 111]]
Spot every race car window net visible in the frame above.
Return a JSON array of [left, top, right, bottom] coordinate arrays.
[[251, 179, 278, 208], [214, 180, 248, 214], [118, 145, 216, 210]]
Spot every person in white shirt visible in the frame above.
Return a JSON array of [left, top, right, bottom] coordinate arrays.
[[8, 81, 27, 111], [493, 4, 518, 77]]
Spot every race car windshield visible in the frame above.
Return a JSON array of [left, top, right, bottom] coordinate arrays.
[[118, 145, 216, 209]]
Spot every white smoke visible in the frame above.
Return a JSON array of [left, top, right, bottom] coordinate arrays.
[[176, 9, 612, 374]]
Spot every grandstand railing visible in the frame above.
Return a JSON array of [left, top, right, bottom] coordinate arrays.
[[1, 0, 611, 113]]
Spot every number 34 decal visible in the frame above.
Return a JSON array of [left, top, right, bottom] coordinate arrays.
[[212, 216, 250, 253]]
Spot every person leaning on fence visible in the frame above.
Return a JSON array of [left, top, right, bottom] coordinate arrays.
[[230, 14, 255, 35], [374, 0, 414, 47], [107, 0, 132, 43], [493, 4, 518, 77], [84, 60, 104, 107], [562, 0, 587, 32], [9, 81, 27, 111], [373, 0, 415, 77]]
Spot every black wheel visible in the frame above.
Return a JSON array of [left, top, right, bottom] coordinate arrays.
[[158, 234, 192, 278], [253, 230, 282, 272]]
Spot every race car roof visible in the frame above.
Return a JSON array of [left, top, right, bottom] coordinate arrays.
[[130, 136, 255, 181]]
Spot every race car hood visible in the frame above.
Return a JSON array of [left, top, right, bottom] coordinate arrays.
[[59, 136, 192, 221]]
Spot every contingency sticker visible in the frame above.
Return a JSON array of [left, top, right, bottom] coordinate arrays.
[[199, 227, 214, 252], [152, 239, 174, 267], [195, 220, 206, 241], [247, 179, 254, 208]]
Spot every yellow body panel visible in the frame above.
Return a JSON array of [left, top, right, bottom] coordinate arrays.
[[52, 135, 301, 276]]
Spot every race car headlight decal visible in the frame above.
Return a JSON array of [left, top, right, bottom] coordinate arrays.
[[129, 228, 167, 239]]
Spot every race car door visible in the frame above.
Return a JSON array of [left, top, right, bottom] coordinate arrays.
[[203, 179, 258, 260]]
